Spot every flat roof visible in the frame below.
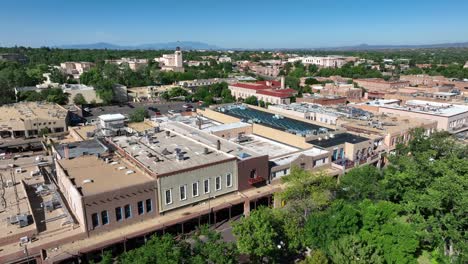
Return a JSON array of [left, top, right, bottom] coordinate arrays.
[[381, 100, 468, 117], [204, 122, 251, 133], [308, 132, 369, 148], [341, 114, 437, 135], [54, 139, 108, 159], [99, 113, 126, 122], [270, 147, 329, 166], [161, 121, 262, 159], [357, 99, 401, 106], [111, 127, 236, 176], [217, 105, 334, 135], [0, 102, 68, 123], [58, 155, 153, 196]]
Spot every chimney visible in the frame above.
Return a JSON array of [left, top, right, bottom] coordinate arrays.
[[204, 147, 209, 155], [63, 144, 70, 159], [281, 76, 285, 89], [216, 140, 221, 151], [266, 81, 271, 87], [176, 153, 184, 161], [166, 131, 170, 138]]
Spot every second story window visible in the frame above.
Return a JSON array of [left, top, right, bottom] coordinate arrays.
[[101, 211, 109, 225], [137, 201, 144, 215], [192, 181, 199, 197], [91, 213, 99, 228], [204, 179, 210, 194], [115, 207, 122, 221], [124, 204, 132, 219], [180, 185, 187, 201], [146, 199, 152, 213], [215, 176, 221, 191], [165, 189, 172, 205], [226, 173, 232, 187]]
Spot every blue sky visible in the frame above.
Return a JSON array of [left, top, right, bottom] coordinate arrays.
[[1, 0, 468, 48]]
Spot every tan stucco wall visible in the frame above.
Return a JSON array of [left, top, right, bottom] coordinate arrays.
[[197, 108, 241, 124], [252, 124, 313, 149]]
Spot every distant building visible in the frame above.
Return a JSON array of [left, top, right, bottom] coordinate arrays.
[[105, 58, 148, 71], [229, 78, 297, 105], [464, 61, 468, 69], [354, 78, 410, 92], [0, 53, 28, 63], [156, 47, 184, 72], [300, 56, 348, 68], [297, 94, 347, 106], [113, 84, 128, 103], [62, 84, 103, 104], [250, 64, 282, 77], [218, 56, 232, 63], [0, 102, 69, 138], [60, 62, 95, 79], [320, 83, 363, 101], [178, 78, 236, 90], [378, 100, 468, 133], [97, 114, 126, 136], [187, 60, 210, 67]]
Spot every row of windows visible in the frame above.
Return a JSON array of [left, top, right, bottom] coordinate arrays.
[[165, 174, 232, 205], [91, 199, 152, 229], [33, 121, 57, 126]]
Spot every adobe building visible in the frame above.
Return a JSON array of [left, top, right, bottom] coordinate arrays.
[[378, 100, 468, 133], [0, 102, 69, 139]]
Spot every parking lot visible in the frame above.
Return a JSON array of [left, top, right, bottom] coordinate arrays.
[[83, 101, 196, 123]]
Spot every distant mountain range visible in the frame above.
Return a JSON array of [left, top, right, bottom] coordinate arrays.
[[312, 42, 468, 51], [56, 41, 468, 51], [58, 41, 221, 50]]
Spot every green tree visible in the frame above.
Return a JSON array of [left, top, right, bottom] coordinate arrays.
[[41, 88, 69, 104], [339, 165, 383, 201], [232, 207, 286, 262], [49, 67, 67, 83], [129, 107, 149, 122], [300, 249, 329, 264], [73, 93, 87, 105], [119, 234, 190, 264], [243, 95, 258, 105]]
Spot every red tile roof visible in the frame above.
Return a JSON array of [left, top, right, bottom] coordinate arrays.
[[257, 88, 297, 98], [230, 81, 296, 98], [231, 81, 281, 90]]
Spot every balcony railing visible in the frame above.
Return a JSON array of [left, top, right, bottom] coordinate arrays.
[[248, 176, 265, 185]]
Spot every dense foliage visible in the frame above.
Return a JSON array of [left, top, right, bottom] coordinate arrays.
[[97, 227, 238, 264], [233, 129, 467, 263]]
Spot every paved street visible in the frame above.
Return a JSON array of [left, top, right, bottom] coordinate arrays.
[[83, 101, 196, 122]]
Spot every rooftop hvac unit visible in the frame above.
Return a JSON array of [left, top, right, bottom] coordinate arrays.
[[6, 180, 14, 187], [117, 166, 127, 170], [126, 170, 135, 175], [176, 153, 185, 161]]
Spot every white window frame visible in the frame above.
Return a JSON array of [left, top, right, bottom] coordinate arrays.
[[192, 181, 199, 197], [101, 210, 109, 225], [165, 189, 173, 205], [215, 176, 222, 191], [137, 201, 144, 215], [124, 204, 132, 219], [145, 199, 153, 213], [226, 173, 232, 187], [91, 213, 100, 228], [115, 207, 123, 222], [180, 184, 187, 201], [204, 179, 210, 194]]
